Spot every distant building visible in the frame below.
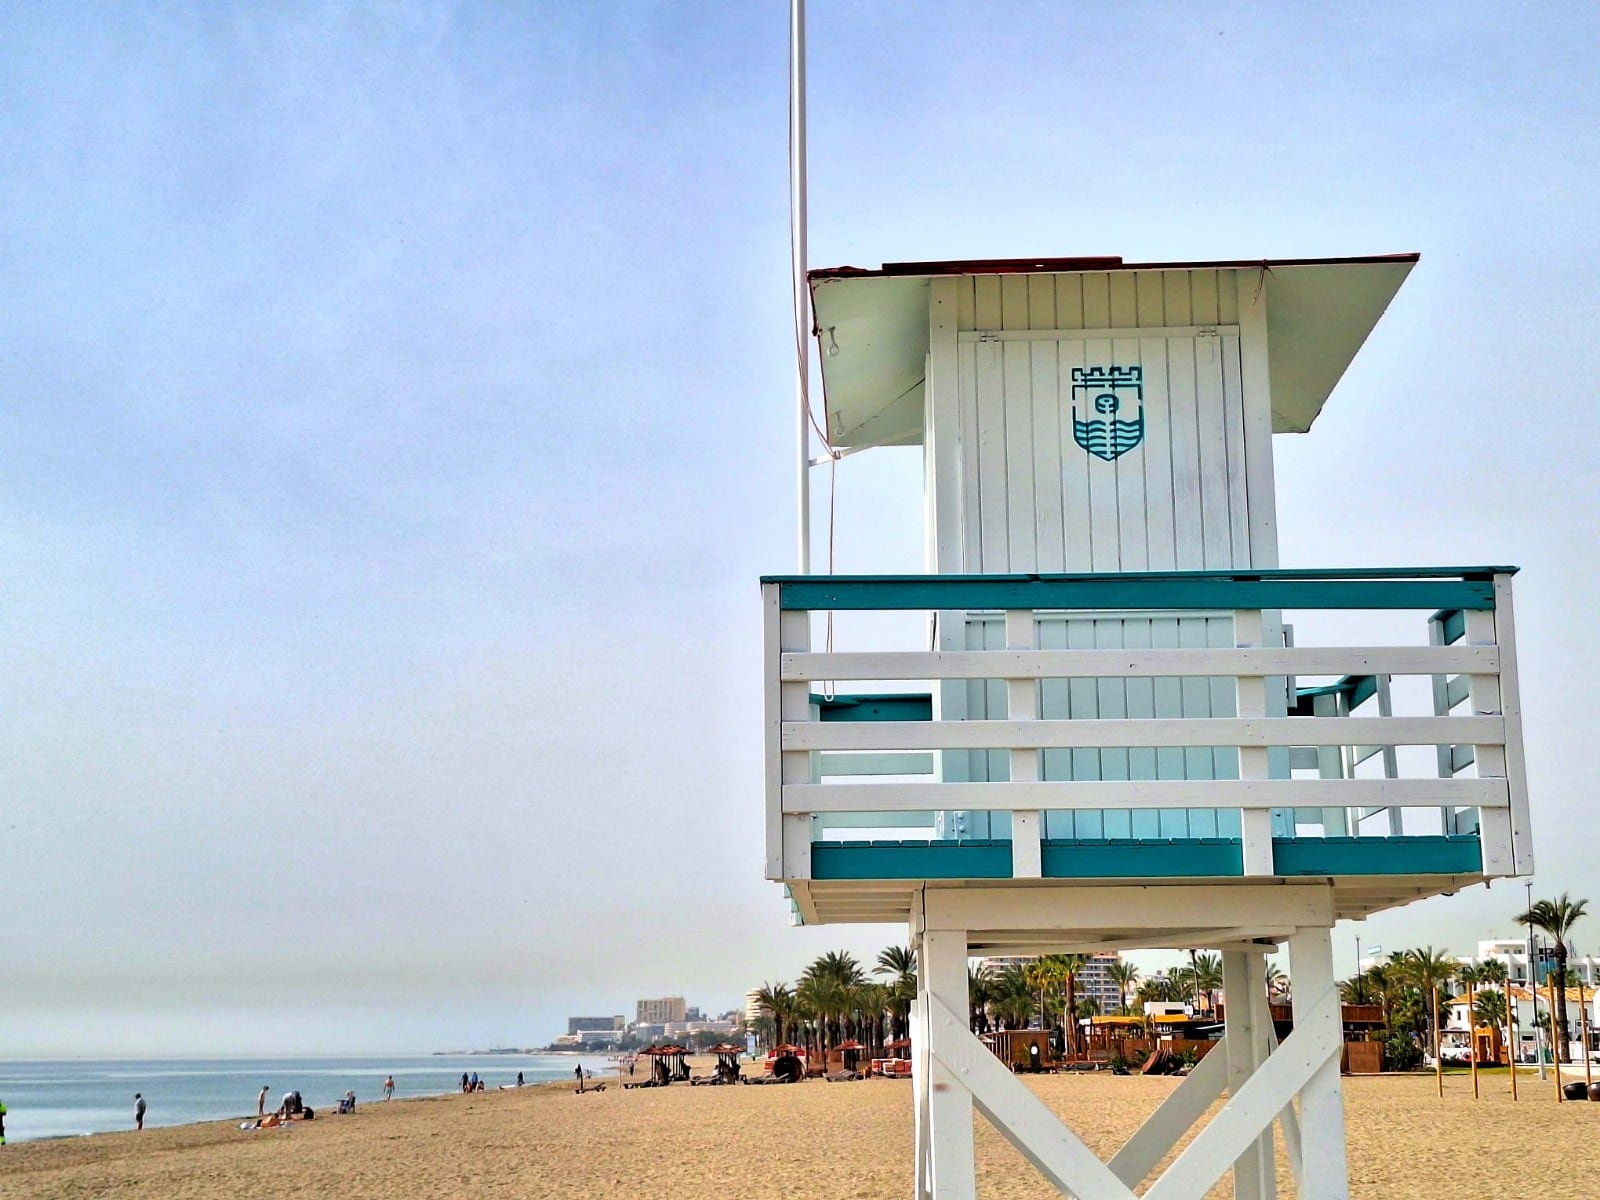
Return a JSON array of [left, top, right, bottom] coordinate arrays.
[[685, 1006, 703, 1021], [637, 996, 688, 1024], [975, 952, 1123, 1014], [1454, 939, 1598, 987], [745, 988, 767, 1025], [568, 1015, 626, 1035], [664, 1019, 737, 1038]]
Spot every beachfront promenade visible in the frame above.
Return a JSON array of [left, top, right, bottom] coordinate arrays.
[[0, 1065, 1591, 1200]]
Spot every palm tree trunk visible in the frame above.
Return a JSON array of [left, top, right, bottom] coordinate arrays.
[[1065, 974, 1078, 1060], [1440, 985, 1452, 1100], [1555, 945, 1572, 1063]]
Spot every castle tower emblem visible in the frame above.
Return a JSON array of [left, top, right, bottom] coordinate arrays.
[[1071, 364, 1145, 461]]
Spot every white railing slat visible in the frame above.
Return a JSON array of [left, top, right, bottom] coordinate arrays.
[[784, 715, 1504, 751]]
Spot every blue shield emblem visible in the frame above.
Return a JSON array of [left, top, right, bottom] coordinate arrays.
[[1071, 365, 1144, 461]]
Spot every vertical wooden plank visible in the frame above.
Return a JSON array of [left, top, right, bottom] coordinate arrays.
[[1059, 336, 1092, 571], [1194, 327, 1232, 570], [928, 279, 964, 572], [1219, 267, 1242, 326], [1235, 609, 1274, 876], [974, 275, 1002, 329], [1465, 608, 1514, 876], [956, 275, 975, 331], [1027, 274, 1056, 330], [1164, 276, 1202, 569], [958, 342, 982, 575], [1115, 333, 1149, 571], [1006, 609, 1041, 879], [1493, 574, 1535, 874], [1179, 617, 1215, 783], [1138, 276, 1176, 572], [1000, 274, 1030, 331], [1288, 926, 1349, 1200], [1037, 616, 1073, 839], [1057, 271, 1085, 330], [1082, 335, 1120, 572], [1221, 332, 1252, 567], [925, 928, 977, 1200], [1081, 272, 1111, 329], [1095, 617, 1131, 791], [1108, 270, 1138, 328], [763, 585, 796, 879], [1151, 615, 1188, 794], [1067, 618, 1105, 838], [1135, 270, 1165, 330], [973, 278, 1007, 575], [1124, 618, 1158, 783], [1223, 951, 1277, 1200], [1237, 275, 1280, 569], [1003, 339, 1037, 570], [1031, 340, 1065, 572]]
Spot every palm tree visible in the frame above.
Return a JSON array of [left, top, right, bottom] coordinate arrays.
[[1191, 952, 1223, 1016], [1107, 961, 1141, 1015], [1340, 974, 1380, 1006], [1264, 962, 1290, 1003], [1517, 893, 1589, 1063], [754, 981, 795, 1048], [989, 963, 1037, 1030], [875, 945, 918, 1043], [968, 964, 994, 1035], [1399, 946, 1457, 1091]]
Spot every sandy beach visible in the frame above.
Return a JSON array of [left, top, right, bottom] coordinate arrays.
[[0, 1065, 1592, 1199]]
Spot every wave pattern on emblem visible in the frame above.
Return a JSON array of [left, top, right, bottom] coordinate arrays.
[[1071, 414, 1145, 462]]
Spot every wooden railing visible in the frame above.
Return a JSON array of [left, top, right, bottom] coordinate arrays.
[[762, 568, 1530, 884]]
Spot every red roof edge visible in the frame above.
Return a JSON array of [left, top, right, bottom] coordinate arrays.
[[808, 252, 1420, 284]]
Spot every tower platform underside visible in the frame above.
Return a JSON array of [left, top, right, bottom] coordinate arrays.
[[791, 869, 1488, 938]]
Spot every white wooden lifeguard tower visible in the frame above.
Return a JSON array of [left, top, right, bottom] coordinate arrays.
[[761, 256, 1532, 1200]]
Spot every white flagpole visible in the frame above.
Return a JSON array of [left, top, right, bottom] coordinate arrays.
[[791, 0, 810, 573]]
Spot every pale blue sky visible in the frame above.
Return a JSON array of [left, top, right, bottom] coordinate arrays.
[[2, 2, 1597, 1055]]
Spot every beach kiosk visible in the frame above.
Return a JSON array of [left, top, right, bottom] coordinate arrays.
[[761, 255, 1533, 1199]]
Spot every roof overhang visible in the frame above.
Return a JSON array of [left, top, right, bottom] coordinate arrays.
[[808, 254, 1418, 449]]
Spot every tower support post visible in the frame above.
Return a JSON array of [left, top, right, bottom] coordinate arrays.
[[1223, 950, 1276, 1200], [1288, 926, 1349, 1200]]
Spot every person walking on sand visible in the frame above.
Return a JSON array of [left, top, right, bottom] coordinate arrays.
[[134, 1094, 146, 1131], [1, 1096, 8, 1146], [384, 1075, 395, 1101], [574, 1064, 584, 1094], [258, 1085, 269, 1118]]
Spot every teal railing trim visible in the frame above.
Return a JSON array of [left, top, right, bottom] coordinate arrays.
[[813, 693, 933, 722], [808, 835, 1484, 882], [764, 567, 1514, 613]]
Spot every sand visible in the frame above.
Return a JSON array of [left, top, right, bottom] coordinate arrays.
[[1, 1065, 1593, 1199]]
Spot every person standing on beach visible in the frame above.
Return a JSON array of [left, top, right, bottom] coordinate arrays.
[[574, 1064, 584, 1094], [134, 1094, 146, 1131], [1, 1096, 7, 1146], [384, 1075, 395, 1101], [258, 1085, 269, 1118]]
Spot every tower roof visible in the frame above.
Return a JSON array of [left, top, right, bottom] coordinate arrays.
[[807, 253, 1418, 449]]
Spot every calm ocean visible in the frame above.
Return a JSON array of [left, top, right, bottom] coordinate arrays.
[[0, 1054, 616, 1144]]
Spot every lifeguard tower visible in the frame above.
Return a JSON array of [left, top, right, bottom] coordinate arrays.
[[760, 256, 1532, 1200]]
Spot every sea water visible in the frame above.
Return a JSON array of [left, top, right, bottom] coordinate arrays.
[[0, 1054, 616, 1144]]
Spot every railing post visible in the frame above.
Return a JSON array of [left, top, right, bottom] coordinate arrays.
[[764, 583, 814, 882], [1234, 609, 1274, 875], [1006, 608, 1042, 878], [1492, 573, 1534, 875], [1464, 605, 1514, 876]]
